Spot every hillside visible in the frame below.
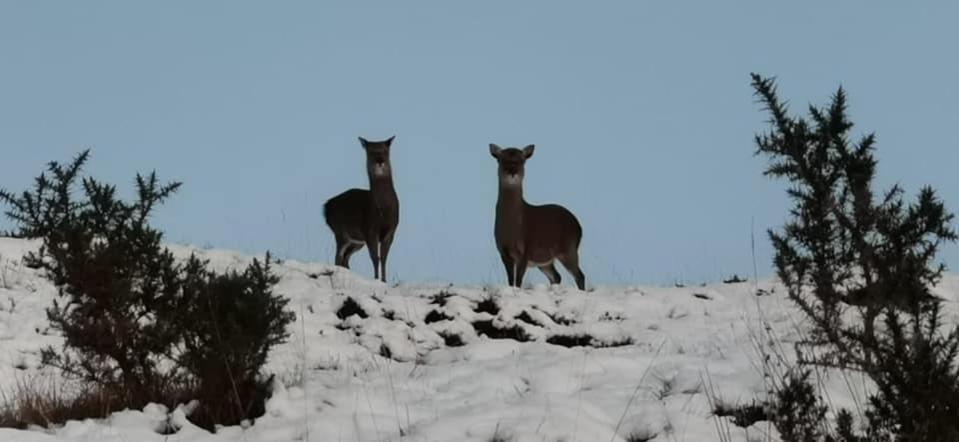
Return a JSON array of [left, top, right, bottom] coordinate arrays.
[[2, 237, 958, 442]]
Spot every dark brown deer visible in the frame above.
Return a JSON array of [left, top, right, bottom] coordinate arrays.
[[323, 136, 399, 282], [489, 143, 586, 290]]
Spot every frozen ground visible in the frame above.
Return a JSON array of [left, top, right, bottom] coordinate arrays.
[[1, 237, 958, 442]]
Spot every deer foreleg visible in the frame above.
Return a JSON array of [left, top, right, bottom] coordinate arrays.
[[379, 230, 395, 283], [366, 237, 380, 281], [499, 250, 515, 287], [514, 259, 528, 289]]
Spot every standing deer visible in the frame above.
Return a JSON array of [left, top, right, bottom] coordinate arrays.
[[323, 136, 399, 282], [489, 143, 586, 290]]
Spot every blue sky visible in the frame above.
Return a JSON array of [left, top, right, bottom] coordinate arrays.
[[2, 2, 957, 286]]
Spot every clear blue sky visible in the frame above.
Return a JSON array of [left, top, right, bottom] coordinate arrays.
[[2, 2, 957, 286]]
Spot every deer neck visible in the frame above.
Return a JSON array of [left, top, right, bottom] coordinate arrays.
[[368, 173, 397, 207], [496, 184, 526, 226]]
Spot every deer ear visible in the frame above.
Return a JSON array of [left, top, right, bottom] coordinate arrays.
[[489, 144, 502, 159], [522, 144, 535, 159], [358, 137, 370, 148], [384, 135, 395, 147]]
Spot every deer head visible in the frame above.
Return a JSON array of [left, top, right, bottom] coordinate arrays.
[[489, 143, 534, 188], [359, 136, 395, 178]]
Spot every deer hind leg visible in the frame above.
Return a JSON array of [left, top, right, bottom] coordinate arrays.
[[334, 234, 350, 268], [336, 233, 364, 269], [558, 251, 586, 291], [342, 241, 364, 269], [539, 262, 562, 285]]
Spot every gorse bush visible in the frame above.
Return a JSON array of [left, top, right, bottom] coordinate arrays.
[[177, 255, 295, 425], [752, 73, 959, 441], [1, 151, 185, 401], [0, 150, 295, 430]]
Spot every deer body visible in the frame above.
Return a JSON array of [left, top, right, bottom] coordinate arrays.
[[324, 136, 398, 282], [491, 144, 586, 290]]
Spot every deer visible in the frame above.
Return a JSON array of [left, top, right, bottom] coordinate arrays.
[[323, 136, 399, 282], [489, 143, 586, 290]]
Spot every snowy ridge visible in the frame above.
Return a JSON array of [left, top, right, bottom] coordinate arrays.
[[2, 237, 958, 442]]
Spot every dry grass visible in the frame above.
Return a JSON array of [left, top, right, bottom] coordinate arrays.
[[0, 373, 128, 430], [0, 370, 272, 433]]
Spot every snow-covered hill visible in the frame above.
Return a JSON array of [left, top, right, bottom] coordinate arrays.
[[2, 237, 957, 442]]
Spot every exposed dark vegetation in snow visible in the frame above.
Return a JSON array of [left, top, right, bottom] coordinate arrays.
[[437, 332, 465, 347], [424, 309, 453, 323], [712, 401, 770, 428], [428, 289, 456, 307], [471, 320, 531, 342], [546, 334, 634, 348], [335, 297, 368, 320], [474, 297, 500, 315], [624, 432, 656, 442], [546, 311, 577, 326], [545, 334, 592, 347], [513, 310, 542, 327]]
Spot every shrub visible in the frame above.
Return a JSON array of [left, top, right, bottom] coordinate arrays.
[[175, 254, 294, 428], [0, 151, 295, 430], [752, 73, 959, 440]]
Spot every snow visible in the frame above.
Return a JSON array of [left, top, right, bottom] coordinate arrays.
[[1, 237, 957, 441]]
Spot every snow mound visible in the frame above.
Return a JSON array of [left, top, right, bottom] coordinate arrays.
[[1, 237, 957, 441]]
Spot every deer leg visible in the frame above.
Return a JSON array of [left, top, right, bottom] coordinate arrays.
[[539, 262, 562, 285], [498, 250, 514, 287], [558, 252, 586, 291], [514, 259, 528, 289], [342, 242, 364, 269], [379, 230, 395, 283], [334, 234, 350, 268], [366, 237, 381, 281]]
